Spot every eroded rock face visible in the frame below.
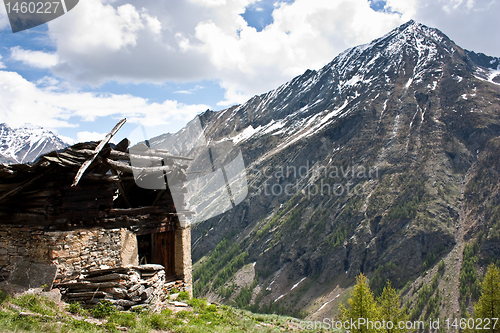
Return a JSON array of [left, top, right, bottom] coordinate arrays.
[[185, 21, 500, 313]]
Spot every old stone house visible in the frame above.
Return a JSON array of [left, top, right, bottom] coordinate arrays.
[[0, 120, 193, 308]]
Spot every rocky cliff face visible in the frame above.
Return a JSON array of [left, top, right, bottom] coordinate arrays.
[[171, 21, 500, 318]]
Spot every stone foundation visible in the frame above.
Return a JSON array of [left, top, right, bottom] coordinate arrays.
[[174, 223, 193, 297], [0, 227, 137, 281], [56, 265, 189, 311], [0, 225, 192, 300]]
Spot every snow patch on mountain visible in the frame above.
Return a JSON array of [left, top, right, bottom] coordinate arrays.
[[0, 123, 69, 164]]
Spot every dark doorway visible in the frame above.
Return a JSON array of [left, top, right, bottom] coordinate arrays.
[[137, 231, 176, 279], [137, 234, 152, 265], [152, 231, 176, 279]]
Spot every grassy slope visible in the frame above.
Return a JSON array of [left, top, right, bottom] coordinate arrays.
[[0, 290, 338, 333]]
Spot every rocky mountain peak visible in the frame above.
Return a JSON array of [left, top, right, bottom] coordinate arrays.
[[0, 123, 69, 164], [189, 20, 500, 319], [199, 21, 470, 153]]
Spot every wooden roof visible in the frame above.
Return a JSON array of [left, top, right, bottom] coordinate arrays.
[[0, 119, 192, 233]]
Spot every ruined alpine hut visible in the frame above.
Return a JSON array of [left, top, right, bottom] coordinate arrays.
[[0, 119, 193, 309]]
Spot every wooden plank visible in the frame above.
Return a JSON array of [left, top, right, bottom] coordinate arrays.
[[50, 218, 173, 231], [41, 155, 79, 166], [0, 172, 46, 203], [65, 291, 110, 298], [105, 158, 176, 175], [109, 150, 165, 163], [72, 118, 127, 187], [77, 173, 121, 182], [85, 267, 130, 277], [129, 148, 193, 161], [86, 273, 129, 282], [55, 281, 121, 289], [0, 183, 23, 191], [152, 231, 176, 277], [135, 224, 175, 235]]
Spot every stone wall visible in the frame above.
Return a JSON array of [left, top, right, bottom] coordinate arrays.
[[0, 224, 192, 299], [0, 227, 138, 281], [57, 265, 188, 311], [174, 223, 192, 297]]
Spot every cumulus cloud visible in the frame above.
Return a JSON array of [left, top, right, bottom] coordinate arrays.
[[174, 85, 204, 94], [48, 0, 214, 84], [9, 0, 499, 108], [77, 131, 109, 143], [0, 5, 9, 31], [0, 55, 5, 69], [410, 0, 500, 56], [39, 0, 408, 103], [192, 0, 408, 102], [11, 47, 59, 68], [0, 70, 210, 130]]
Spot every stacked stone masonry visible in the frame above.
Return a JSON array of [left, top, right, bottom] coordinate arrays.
[[0, 227, 136, 280], [0, 225, 193, 301], [56, 265, 188, 311]]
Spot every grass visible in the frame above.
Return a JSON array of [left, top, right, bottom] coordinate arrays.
[[0, 291, 339, 333]]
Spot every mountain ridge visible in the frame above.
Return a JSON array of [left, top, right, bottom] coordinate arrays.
[[0, 123, 69, 164], [182, 20, 500, 320]]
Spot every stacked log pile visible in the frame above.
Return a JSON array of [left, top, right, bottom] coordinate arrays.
[[55, 264, 186, 311]]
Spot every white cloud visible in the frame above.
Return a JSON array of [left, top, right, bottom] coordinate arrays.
[[43, 0, 408, 100], [0, 55, 5, 69], [48, 0, 215, 84], [10, 47, 59, 69], [217, 83, 251, 106], [53, 0, 144, 54], [191, 0, 407, 97], [174, 84, 204, 94], [0, 70, 210, 130], [0, 4, 9, 31], [77, 131, 109, 143], [11, 0, 498, 109], [409, 0, 500, 55], [58, 134, 76, 145], [142, 12, 162, 34]]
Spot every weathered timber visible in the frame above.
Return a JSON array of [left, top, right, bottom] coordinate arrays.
[[55, 281, 122, 289], [85, 273, 129, 282], [65, 291, 110, 298], [72, 118, 127, 187]]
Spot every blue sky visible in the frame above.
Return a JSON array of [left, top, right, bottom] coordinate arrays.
[[0, 0, 499, 143]]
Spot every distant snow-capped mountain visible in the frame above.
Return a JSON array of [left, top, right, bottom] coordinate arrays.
[[0, 123, 69, 164]]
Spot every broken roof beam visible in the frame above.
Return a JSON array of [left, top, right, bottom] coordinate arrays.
[[129, 143, 193, 161], [105, 158, 182, 176], [49, 214, 178, 231], [72, 118, 127, 187]]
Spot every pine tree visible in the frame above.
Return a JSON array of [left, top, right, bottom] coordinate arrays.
[[473, 263, 500, 332], [340, 273, 379, 333], [377, 281, 409, 333]]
